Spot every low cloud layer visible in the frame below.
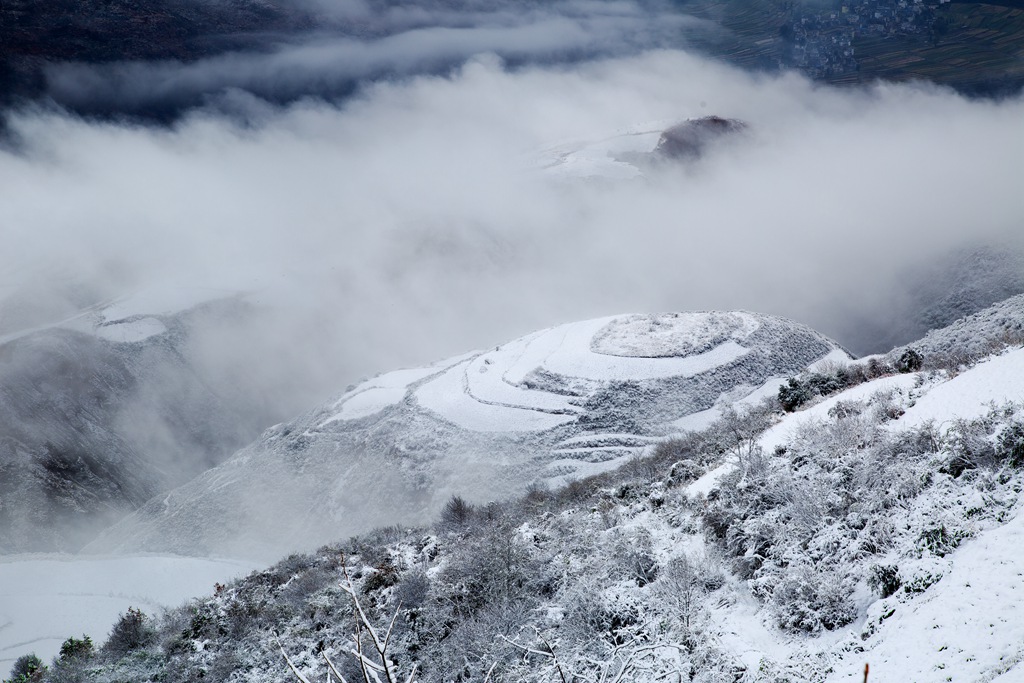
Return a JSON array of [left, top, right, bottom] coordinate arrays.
[[3, 49, 1023, 414]]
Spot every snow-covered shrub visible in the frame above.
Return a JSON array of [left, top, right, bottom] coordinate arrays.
[[561, 578, 643, 648], [394, 569, 430, 610], [57, 638, 92, 662], [440, 495, 474, 529], [895, 348, 924, 373], [43, 637, 94, 683], [867, 564, 901, 598], [607, 527, 659, 587], [652, 436, 696, 467], [667, 458, 704, 487], [362, 557, 401, 594], [653, 553, 724, 636], [223, 592, 261, 640], [102, 607, 154, 656], [996, 419, 1024, 468], [6, 654, 44, 683], [556, 476, 600, 507], [778, 363, 872, 413], [769, 568, 855, 634], [432, 522, 540, 621], [916, 524, 966, 557], [40, 660, 89, 683], [901, 566, 943, 594], [942, 416, 997, 476], [778, 377, 812, 412]]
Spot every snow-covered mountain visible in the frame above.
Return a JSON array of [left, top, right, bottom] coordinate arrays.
[[36, 292, 1024, 683], [87, 311, 847, 560], [539, 116, 748, 181]]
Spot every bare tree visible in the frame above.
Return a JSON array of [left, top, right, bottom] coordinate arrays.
[[279, 558, 416, 683]]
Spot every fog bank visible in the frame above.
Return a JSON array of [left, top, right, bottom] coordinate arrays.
[[2, 51, 1022, 409]]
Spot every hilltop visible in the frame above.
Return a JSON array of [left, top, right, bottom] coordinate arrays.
[[87, 311, 847, 560]]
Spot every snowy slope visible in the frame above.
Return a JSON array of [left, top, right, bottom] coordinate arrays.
[[47, 294, 1024, 683], [0, 285, 236, 347], [89, 311, 845, 560], [74, 339, 1024, 683], [890, 292, 1024, 365], [691, 347, 1024, 682], [898, 347, 1024, 430], [826, 506, 1024, 682]]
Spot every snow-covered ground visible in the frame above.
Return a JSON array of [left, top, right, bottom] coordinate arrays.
[[416, 359, 578, 433], [826, 501, 1024, 682], [93, 317, 168, 343], [536, 121, 670, 180], [898, 347, 1024, 430], [0, 554, 261, 671]]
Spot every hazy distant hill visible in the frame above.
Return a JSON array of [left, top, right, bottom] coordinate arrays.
[[87, 310, 846, 560], [0, 296, 275, 552]]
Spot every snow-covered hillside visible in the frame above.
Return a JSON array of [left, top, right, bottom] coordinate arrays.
[[51, 318, 1024, 683], [88, 311, 845, 560], [0, 289, 271, 553]]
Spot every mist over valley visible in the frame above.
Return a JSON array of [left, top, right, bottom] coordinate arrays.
[[0, 0, 1022, 679]]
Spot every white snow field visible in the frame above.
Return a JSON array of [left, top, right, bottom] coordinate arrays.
[[315, 311, 837, 445], [93, 317, 168, 343], [536, 121, 669, 180], [407, 313, 765, 433], [0, 554, 261, 672], [898, 346, 1024, 430]]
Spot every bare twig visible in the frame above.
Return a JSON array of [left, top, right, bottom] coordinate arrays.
[[280, 555, 416, 683]]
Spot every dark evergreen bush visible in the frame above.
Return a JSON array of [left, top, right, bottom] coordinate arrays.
[[7, 653, 44, 682], [362, 557, 400, 593], [778, 378, 811, 412], [896, 348, 924, 373], [440, 495, 474, 528], [917, 524, 965, 557], [57, 636, 93, 662]]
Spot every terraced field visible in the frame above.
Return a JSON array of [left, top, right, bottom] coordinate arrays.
[[849, 2, 1024, 90], [676, 0, 1024, 92]]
